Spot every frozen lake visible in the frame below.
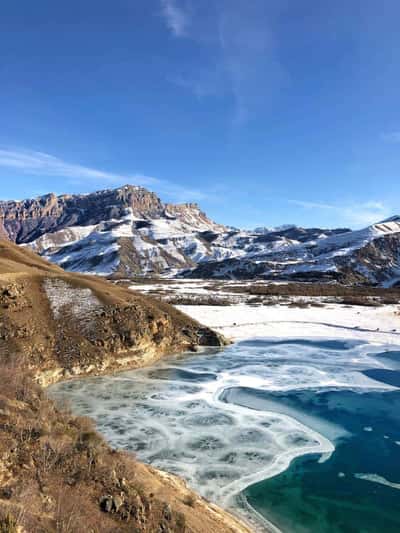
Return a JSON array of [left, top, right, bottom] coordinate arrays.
[[50, 338, 400, 532]]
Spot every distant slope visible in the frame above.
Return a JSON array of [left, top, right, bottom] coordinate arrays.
[[184, 217, 400, 286]]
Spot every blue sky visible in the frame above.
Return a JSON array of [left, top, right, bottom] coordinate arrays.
[[1, 0, 400, 229]]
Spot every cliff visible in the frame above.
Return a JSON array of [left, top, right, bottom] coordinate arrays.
[[0, 186, 224, 245]]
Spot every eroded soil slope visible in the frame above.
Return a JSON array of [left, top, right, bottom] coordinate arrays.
[[0, 240, 225, 386]]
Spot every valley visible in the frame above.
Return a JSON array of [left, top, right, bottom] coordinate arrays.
[[1, 185, 400, 532]]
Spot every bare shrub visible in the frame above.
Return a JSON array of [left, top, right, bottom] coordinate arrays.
[[288, 300, 309, 308], [0, 358, 38, 403], [54, 490, 83, 533], [0, 513, 18, 533], [340, 297, 381, 307]]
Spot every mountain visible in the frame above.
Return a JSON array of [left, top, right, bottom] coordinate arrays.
[[2, 185, 400, 286], [185, 217, 400, 286], [0, 185, 226, 276], [0, 186, 165, 242]]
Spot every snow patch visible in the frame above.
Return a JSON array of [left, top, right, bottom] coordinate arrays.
[[44, 278, 102, 320]]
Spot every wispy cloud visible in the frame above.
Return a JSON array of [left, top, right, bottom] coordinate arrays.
[[171, 69, 223, 99], [217, 1, 285, 124], [381, 131, 400, 143], [288, 200, 336, 211], [0, 148, 207, 202], [0, 148, 155, 185], [160, 0, 286, 123], [290, 199, 391, 227], [160, 0, 190, 37]]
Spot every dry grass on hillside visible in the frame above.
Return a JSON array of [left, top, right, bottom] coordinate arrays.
[[216, 282, 400, 306], [0, 241, 224, 384], [0, 241, 249, 533], [0, 359, 188, 532]]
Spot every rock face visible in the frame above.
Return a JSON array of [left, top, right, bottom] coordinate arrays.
[[0, 186, 166, 243], [0, 186, 223, 245]]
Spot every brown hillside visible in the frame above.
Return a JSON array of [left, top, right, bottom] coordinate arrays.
[[0, 240, 64, 275], [0, 242, 250, 533], [0, 240, 225, 386]]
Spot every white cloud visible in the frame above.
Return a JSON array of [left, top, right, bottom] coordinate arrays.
[[0, 148, 155, 185], [381, 131, 400, 143], [159, 0, 286, 123], [289, 200, 336, 210], [217, 0, 285, 124], [290, 199, 391, 227], [0, 148, 207, 202], [160, 0, 189, 37]]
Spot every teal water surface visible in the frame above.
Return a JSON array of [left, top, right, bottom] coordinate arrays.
[[242, 387, 400, 533], [49, 339, 400, 533]]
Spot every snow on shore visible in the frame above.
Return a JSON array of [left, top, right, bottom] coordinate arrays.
[[177, 303, 400, 344]]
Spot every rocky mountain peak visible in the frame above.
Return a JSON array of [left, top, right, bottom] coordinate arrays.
[[371, 216, 400, 235], [164, 202, 226, 233], [0, 185, 213, 243]]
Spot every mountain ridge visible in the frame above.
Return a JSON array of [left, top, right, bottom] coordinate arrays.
[[2, 185, 400, 286], [0, 185, 225, 244]]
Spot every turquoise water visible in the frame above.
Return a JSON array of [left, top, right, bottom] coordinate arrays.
[[239, 387, 400, 532], [49, 339, 400, 532]]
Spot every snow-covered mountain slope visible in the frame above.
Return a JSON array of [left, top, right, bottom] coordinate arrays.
[[2, 185, 400, 286], [185, 217, 400, 286], [28, 207, 224, 276], [4, 186, 226, 276]]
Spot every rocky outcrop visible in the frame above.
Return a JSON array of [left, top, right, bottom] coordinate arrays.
[[342, 234, 400, 285], [0, 186, 166, 243], [165, 202, 226, 232], [0, 186, 224, 246]]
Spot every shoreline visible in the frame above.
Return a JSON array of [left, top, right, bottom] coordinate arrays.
[[42, 355, 254, 533], [235, 493, 282, 533], [47, 345, 278, 533], [49, 338, 335, 533]]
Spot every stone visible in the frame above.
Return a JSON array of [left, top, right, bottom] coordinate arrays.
[[163, 503, 172, 521], [100, 495, 113, 513]]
